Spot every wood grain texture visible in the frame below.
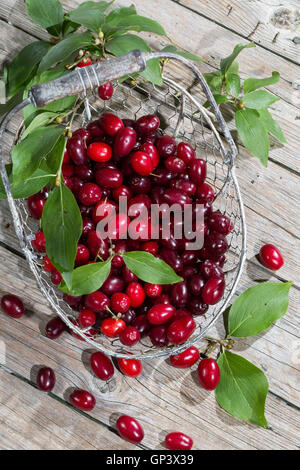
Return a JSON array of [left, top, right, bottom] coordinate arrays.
[[0, 0, 300, 451]]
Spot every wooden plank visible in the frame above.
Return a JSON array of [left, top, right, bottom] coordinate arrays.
[[0, 368, 137, 450], [176, 0, 300, 64]]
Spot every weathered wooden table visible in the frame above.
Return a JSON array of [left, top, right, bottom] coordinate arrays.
[[0, 0, 299, 450]]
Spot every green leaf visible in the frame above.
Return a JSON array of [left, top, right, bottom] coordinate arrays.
[[113, 15, 166, 36], [0, 90, 24, 118], [258, 108, 287, 144], [22, 111, 58, 140], [59, 259, 111, 296], [42, 184, 82, 281], [46, 135, 67, 174], [213, 94, 230, 105], [220, 42, 255, 75], [243, 90, 279, 109], [68, 1, 113, 33], [161, 45, 202, 62], [226, 60, 239, 76], [106, 34, 163, 86], [225, 73, 240, 96], [26, 0, 63, 32], [244, 71, 280, 94], [105, 6, 137, 26], [6, 41, 52, 97], [216, 351, 268, 428], [122, 251, 183, 284], [38, 32, 93, 74], [0, 165, 55, 200], [203, 72, 223, 94], [227, 281, 292, 338], [12, 126, 63, 185], [235, 108, 269, 166]]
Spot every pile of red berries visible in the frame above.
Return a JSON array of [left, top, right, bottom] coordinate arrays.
[[28, 110, 236, 351]]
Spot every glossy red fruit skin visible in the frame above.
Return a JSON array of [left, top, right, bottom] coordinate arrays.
[[135, 114, 160, 135], [177, 142, 196, 165], [119, 326, 140, 346], [170, 178, 196, 196], [131, 151, 153, 176], [165, 157, 186, 174], [208, 211, 232, 235], [205, 232, 228, 257], [86, 121, 105, 140], [116, 415, 144, 444], [1, 294, 24, 318], [197, 358, 220, 390], [51, 270, 62, 285], [202, 277, 225, 305], [92, 200, 117, 223], [188, 298, 208, 316], [62, 163, 74, 178], [167, 316, 196, 345], [96, 168, 123, 189], [84, 291, 110, 313], [77, 57, 92, 67], [259, 244, 284, 270], [200, 260, 224, 280], [165, 432, 193, 450], [75, 244, 90, 267], [27, 194, 45, 219], [140, 142, 159, 169], [75, 164, 93, 181], [111, 293, 131, 314], [87, 231, 109, 259], [188, 274, 205, 297], [98, 82, 114, 100], [128, 174, 152, 194], [126, 283, 145, 308], [163, 189, 191, 209], [189, 159, 207, 185], [196, 182, 215, 203], [70, 389, 96, 411], [63, 294, 83, 309], [90, 351, 114, 381], [170, 346, 200, 369], [157, 135, 177, 158], [117, 357, 142, 378], [114, 127, 137, 158], [101, 318, 126, 338], [43, 255, 55, 273], [32, 231, 46, 253], [147, 304, 175, 325], [67, 136, 88, 165], [150, 325, 168, 347], [99, 113, 124, 136], [78, 309, 96, 328], [73, 128, 91, 143], [78, 182, 102, 206], [102, 275, 125, 296], [132, 314, 151, 337], [144, 283, 163, 298], [87, 142, 112, 163], [142, 241, 159, 256], [45, 316, 66, 339], [170, 281, 189, 308], [37, 367, 56, 392]]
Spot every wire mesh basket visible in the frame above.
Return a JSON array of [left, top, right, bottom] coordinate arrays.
[[0, 51, 247, 359]]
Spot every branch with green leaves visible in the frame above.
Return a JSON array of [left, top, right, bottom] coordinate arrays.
[[204, 43, 287, 166]]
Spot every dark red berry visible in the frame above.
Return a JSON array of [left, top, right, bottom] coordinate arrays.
[[32, 232, 46, 253], [102, 275, 125, 296], [157, 135, 177, 158], [188, 297, 208, 316], [113, 127, 137, 158], [167, 316, 196, 345], [78, 309, 96, 327], [202, 277, 225, 305], [98, 82, 114, 100], [122, 266, 138, 283], [126, 282, 145, 308], [163, 189, 191, 208], [43, 255, 55, 273], [87, 142, 112, 163], [90, 351, 114, 381], [116, 415, 144, 444], [205, 232, 228, 256], [147, 304, 175, 325], [197, 358, 220, 390], [87, 231, 109, 259], [63, 294, 83, 309], [67, 136, 88, 165], [170, 281, 189, 308], [92, 200, 117, 223], [96, 167, 123, 188], [131, 151, 154, 176], [141, 241, 159, 256], [144, 283, 162, 298], [188, 274, 205, 297], [1, 294, 24, 318], [189, 159, 206, 185], [196, 183, 215, 203], [150, 325, 168, 347], [99, 113, 124, 136], [75, 244, 90, 267], [132, 314, 151, 337], [69, 389, 96, 411], [27, 194, 45, 219], [135, 114, 160, 135], [78, 183, 102, 206], [45, 316, 66, 339], [117, 357, 142, 378], [140, 142, 159, 169], [51, 269, 62, 285], [86, 121, 105, 140], [165, 432, 193, 450], [259, 244, 284, 270], [111, 292, 131, 313], [62, 163, 74, 177], [119, 326, 140, 346], [37, 367, 56, 392], [101, 318, 126, 338], [200, 260, 224, 280], [84, 291, 110, 312], [75, 164, 93, 181], [165, 157, 185, 174], [177, 142, 196, 165], [128, 174, 152, 194], [170, 178, 196, 196], [208, 211, 233, 235], [170, 346, 200, 368]]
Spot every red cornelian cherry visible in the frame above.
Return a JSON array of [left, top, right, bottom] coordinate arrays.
[[132, 314, 151, 337], [150, 325, 168, 347], [141, 241, 159, 255], [66, 135, 88, 165], [62, 163, 74, 178], [78, 309, 96, 328], [135, 114, 160, 135], [197, 358, 220, 390], [84, 291, 110, 313], [45, 316, 66, 339], [117, 357, 142, 378], [119, 326, 140, 346], [165, 157, 186, 174], [116, 415, 144, 444], [140, 142, 159, 169], [1, 294, 24, 318], [78, 182, 102, 206], [43, 255, 55, 272], [27, 194, 45, 219], [90, 351, 114, 381], [99, 112, 124, 136], [75, 244, 90, 267], [69, 389, 96, 411], [92, 199, 117, 223], [208, 211, 232, 235], [37, 367, 56, 392], [111, 292, 131, 314], [196, 182, 215, 203], [177, 142, 196, 165], [96, 167, 123, 189], [114, 127, 137, 158], [167, 316, 196, 345], [147, 304, 175, 325], [202, 277, 225, 305], [126, 282, 145, 308], [144, 283, 163, 298], [101, 318, 126, 338], [157, 135, 177, 158], [31, 231, 46, 253], [189, 158, 207, 185], [98, 82, 114, 100], [51, 270, 62, 285], [131, 151, 154, 176], [170, 346, 200, 369], [77, 57, 92, 68], [87, 142, 112, 163], [259, 244, 284, 270], [165, 432, 193, 450]]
